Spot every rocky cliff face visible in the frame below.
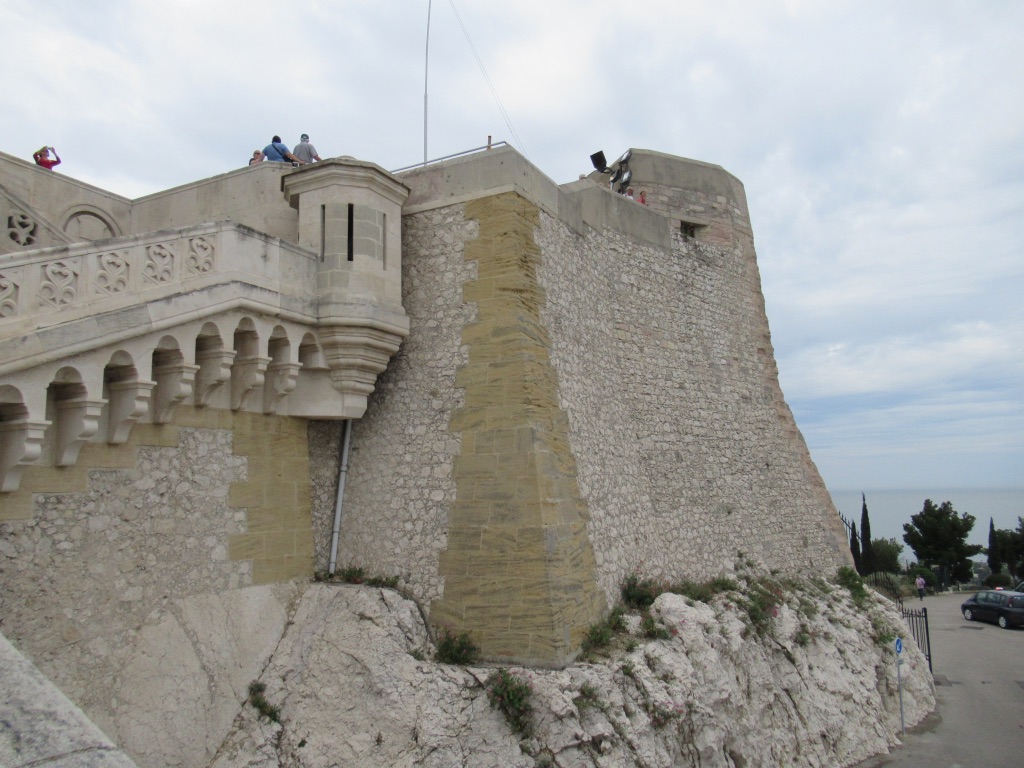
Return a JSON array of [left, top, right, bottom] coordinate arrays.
[[209, 569, 934, 768]]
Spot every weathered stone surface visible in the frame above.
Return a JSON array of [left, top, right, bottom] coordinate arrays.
[[210, 574, 934, 768], [211, 585, 530, 768], [0, 408, 311, 768], [1, 632, 139, 767]]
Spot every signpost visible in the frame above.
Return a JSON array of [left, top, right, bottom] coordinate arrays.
[[895, 637, 906, 735]]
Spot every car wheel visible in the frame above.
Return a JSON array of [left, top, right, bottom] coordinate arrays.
[[998, 615, 1009, 629], [963, 608, 973, 621]]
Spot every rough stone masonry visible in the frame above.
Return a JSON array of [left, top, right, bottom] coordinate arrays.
[[0, 145, 866, 766]]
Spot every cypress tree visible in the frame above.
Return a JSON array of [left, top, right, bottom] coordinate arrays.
[[860, 493, 875, 575], [849, 520, 862, 575], [987, 517, 1001, 574]]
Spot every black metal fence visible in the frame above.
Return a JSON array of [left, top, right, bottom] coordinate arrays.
[[902, 605, 932, 673], [833, 513, 935, 671], [867, 571, 932, 672]]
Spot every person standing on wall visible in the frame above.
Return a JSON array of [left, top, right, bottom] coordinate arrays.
[[261, 136, 303, 165], [293, 133, 321, 164], [33, 146, 61, 170]]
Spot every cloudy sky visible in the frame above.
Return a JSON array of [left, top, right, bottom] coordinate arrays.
[[3, 1, 1022, 527]]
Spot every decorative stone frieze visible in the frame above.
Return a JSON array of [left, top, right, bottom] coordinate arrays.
[[38, 258, 80, 309]]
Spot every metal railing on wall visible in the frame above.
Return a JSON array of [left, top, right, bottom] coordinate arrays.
[[391, 141, 510, 175]]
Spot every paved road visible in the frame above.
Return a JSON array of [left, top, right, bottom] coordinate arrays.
[[854, 591, 1024, 768]]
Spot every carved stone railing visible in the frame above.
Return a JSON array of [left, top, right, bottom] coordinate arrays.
[[0, 225, 406, 493], [0, 158, 410, 493], [0, 222, 315, 352]]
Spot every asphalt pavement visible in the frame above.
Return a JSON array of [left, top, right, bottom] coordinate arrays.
[[853, 591, 1024, 768]]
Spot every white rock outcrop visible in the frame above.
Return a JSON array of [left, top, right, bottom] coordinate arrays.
[[209, 573, 934, 768]]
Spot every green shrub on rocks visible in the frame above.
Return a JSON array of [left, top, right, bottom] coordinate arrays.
[[486, 668, 534, 736], [574, 682, 602, 711], [624, 571, 740, 610], [640, 611, 671, 640], [314, 566, 401, 589], [670, 577, 738, 603], [434, 628, 479, 665], [247, 681, 280, 723], [580, 604, 627, 659], [738, 578, 785, 637], [835, 566, 869, 606], [621, 573, 663, 609]]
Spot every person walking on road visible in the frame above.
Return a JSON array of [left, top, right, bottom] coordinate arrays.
[[915, 574, 926, 600]]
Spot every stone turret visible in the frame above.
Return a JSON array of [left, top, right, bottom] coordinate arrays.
[[283, 159, 410, 417]]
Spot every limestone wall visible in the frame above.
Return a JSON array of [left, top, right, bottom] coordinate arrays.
[[323, 204, 477, 598], [0, 406, 313, 767], [535, 209, 847, 597], [332, 161, 848, 654]]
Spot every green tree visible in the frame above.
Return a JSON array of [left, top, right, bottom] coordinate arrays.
[[986, 518, 1024, 581], [849, 520, 862, 574], [1014, 518, 1024, 578], [902, 499, 982, 587], [987, 517, 1000, 574], [871, 537, 904, 574], [860, 493, 875, 575]]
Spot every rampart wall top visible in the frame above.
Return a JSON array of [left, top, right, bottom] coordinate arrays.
[[398, 145, 754, 252], [130, 162, 298, 240]]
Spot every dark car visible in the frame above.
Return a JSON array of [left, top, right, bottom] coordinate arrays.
[[961, 589, 1024, 629]]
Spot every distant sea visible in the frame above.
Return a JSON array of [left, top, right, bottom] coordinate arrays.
[[828, 488, 1024, 557]]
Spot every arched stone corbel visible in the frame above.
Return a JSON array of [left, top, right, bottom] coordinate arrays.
[[53, 397, 105, 466], [262, 361, 301, 414], [0, 418, 50, 492], [151, 360, 198, 424], [194, 344, 235, 407], [319, 324, 405, 416], [105, 377, 156, 444], [230, 355, 271, 411]]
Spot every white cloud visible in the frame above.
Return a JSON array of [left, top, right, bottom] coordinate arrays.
[[3, 0, 1023, 491]]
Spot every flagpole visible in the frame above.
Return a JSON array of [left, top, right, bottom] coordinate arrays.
[[424, 0, 432, 166]]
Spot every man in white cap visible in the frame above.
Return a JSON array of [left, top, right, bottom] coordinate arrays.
[[293, 134, 322, 164]]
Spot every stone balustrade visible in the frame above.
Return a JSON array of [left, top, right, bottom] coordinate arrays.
[[0, 219, 407, 493]]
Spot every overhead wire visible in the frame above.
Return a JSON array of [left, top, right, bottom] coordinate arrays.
[[446, 0, 529, 159]]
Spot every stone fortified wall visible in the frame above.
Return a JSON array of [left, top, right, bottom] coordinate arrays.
[[329, 148, 850, 665], [1, 146, 850, 737]]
